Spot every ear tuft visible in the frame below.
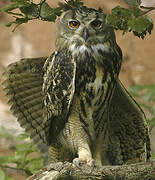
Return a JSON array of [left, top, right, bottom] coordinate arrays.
[[60, 10, 73, 23]]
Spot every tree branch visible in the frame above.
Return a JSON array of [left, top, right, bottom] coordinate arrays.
[[27, 160, 155, 180], [140, 6, 155, 16]]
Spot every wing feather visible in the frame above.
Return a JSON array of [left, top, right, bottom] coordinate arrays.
[[2, 57, 48, 155], [109, 79, 151, 163], [42, 50, 76, 144]]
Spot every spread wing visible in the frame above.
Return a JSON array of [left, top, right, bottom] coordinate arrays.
[[2, 57, 48, 155], [42, 50, 76, 144], [109, 79, 151, 164]]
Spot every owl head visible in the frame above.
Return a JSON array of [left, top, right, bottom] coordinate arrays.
[[55, 6, 116, 55]]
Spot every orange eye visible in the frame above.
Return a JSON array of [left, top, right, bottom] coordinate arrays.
[[69, 20, 80, 29]]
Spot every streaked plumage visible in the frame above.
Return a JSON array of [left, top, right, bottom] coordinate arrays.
[[2, 6, 151, 166]]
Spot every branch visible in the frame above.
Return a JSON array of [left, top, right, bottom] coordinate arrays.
[[27, 160, 155, 180], [140, 6, 155, 16], [0, 164, 32, 176]]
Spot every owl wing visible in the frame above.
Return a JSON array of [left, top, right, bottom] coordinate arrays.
[[2, 57, 48, 155], [42, 50, 76, 144], [109, 79, 151, 164]]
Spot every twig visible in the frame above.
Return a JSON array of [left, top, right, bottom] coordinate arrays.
[[0, 164, 32, 176], [140, 6, 155, 16]]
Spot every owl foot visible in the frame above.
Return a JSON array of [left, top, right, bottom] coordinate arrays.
[[73, 158, 95, 175], [73, 157, 95, 167]]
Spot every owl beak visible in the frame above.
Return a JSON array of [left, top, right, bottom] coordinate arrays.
[[82, 27, 89, 41]]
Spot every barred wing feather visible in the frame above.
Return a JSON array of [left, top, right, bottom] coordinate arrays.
[[2, 57, 48, 155]]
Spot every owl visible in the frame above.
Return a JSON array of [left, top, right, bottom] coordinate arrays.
[[2, 6, 151, 166]]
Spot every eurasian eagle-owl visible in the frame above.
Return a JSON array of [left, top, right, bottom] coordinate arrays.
[[2, 6, 151, 166]]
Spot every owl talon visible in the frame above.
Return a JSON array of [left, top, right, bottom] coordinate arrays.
[[73, 158, 81, 167], [73, 157, 95, 174], [89, 159, 95, 167], [89, 159, 95, 174], [73, 158, 95, 167]]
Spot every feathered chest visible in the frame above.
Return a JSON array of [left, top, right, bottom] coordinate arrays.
[[74, 54, 115, 137], [74, 53, 114, 96]]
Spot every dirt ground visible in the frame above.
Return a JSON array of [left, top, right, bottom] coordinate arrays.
[[0, 0, 155, 179]]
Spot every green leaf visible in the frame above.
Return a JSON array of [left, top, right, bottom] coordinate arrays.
[[26, 158, 44, 174], [0, 129, 43, 175], [141, 85, 155, 101], [16, 17, 28, 24], [0, 156, 19, 165], [5, 177, 15, 180], [130, 6, 141, 17], [7, 17, 29, 31], [14, 133, 29, 141], [53, 7, 62, 17], [128, 16, 152, 32], [130, 15, 153, 38], [129, 84, 155, 100], [129, 85, 143, 97], [152, 154, 155, 159], [123, 0, 141, 6], [0, 1, 30, 12], [112, 6, 132, 19], [106, 6, 132, 31], [5, 11, 23, 16], [59, 0, 84, 10], [20, 3, 39, 18], [5, 21, 16, 27], [15, 143, 37, 155], [40, 2, 57, 22], [0, 169, 5, 180], [146, 16, 154, 34]]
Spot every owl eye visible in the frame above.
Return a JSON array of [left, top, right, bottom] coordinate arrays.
[[68, 20, 80, 29], [91, 20, 102, 28]]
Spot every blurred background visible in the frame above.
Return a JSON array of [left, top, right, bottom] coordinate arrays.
[[0, 0, 155, 179]]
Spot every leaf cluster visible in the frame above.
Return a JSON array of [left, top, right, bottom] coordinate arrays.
[[0, 0, 154, 38], [106, 6, 153, 39], [0, 129, 44, 179], [0, 0, 84, 31]]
